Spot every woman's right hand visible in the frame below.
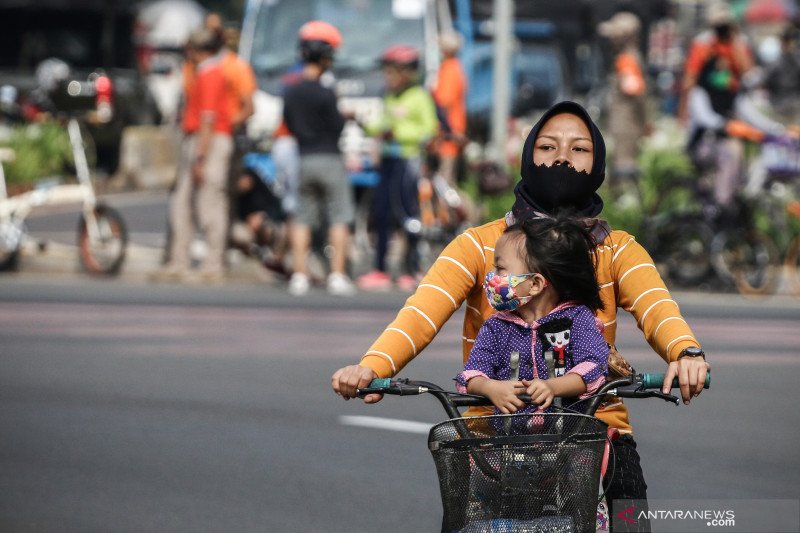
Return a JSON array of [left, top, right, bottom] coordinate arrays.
[[331, 364, 383, 403]]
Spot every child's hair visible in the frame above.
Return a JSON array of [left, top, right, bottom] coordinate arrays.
[[504, 215, 604, 311]]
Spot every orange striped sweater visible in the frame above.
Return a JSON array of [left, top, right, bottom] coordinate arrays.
[[360, 217, 701, 434]]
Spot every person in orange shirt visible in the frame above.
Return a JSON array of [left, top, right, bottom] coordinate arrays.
[[204, 13, 256, 131], [598, 11, 648, 194], [432, 31, 468, 186], [153, 28, 234, 283], [181, 15, 256, 178]]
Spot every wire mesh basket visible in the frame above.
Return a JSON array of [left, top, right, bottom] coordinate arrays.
[[428, 412, 608, 533]]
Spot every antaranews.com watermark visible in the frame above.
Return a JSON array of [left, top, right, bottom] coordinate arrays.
[[612, 499, 799, 532]]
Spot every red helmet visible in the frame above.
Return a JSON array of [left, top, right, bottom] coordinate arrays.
[[380, 44, 420, 69], [298, 20, 342, 48], [298, 20, 342, 63]]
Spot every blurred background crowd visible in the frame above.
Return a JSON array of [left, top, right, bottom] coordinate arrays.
[[1, 0, 800, 295]]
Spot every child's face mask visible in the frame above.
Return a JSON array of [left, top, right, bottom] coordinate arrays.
[[484, 271, 535, 311]]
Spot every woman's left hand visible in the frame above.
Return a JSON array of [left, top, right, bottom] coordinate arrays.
[[663, 357, 710, 405]]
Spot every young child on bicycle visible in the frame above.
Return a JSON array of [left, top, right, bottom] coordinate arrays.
[[455, 215, 609, 417]]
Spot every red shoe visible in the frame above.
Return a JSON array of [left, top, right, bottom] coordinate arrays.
[[357, 270, 392, 291]]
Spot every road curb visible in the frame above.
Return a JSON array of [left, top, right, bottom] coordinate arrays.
[[17, 239, 277, 285]]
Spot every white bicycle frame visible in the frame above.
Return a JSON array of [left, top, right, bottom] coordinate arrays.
[[0, 118, 100, 253]]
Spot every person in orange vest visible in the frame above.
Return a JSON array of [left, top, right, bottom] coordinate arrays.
[[598, 11, 648, 194], [432, 31, 468, 186]]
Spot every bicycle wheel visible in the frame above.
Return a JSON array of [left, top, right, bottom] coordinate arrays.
[[651, 217, 714, 287], [77, 203, 128, 275], [784, 236, 800, 297], [0, 221, 23, 271], [0, 248, 19, 271], [711, 229, 780, 295]]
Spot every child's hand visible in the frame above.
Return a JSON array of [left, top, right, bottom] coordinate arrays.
[[484, 380, 527, 414], [523, 379, 555, 410]]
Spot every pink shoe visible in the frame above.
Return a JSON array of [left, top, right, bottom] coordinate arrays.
[[396, 274, 420, 292], [357, 270, 393, 291]]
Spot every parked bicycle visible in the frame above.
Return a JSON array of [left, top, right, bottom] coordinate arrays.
[[726, 132, 800, 296], [357, 371, 710, 533], [0, 117, 127, 274], [636, 171, 717, 288], [637, 128, 800, 296]]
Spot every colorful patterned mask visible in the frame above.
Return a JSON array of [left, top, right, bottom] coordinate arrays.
[[484, 271, 535, 311]]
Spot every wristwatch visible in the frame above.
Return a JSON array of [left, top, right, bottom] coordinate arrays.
[[678, 347, 705, 360]]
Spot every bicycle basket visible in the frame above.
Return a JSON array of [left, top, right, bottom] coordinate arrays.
[[428, 413, 607, 533]]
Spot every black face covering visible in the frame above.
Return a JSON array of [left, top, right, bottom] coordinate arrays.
[[521, 162, 598, 214], [513, 101, 606, 219]]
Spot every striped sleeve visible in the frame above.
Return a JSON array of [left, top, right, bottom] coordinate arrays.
[[360, 228, 487, 377], [611, 233, 700, 362]]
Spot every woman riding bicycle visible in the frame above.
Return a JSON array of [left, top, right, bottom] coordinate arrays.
[[333, 100, 710, 531]]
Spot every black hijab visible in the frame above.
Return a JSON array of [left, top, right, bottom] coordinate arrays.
[[512, 101, 606, 220]]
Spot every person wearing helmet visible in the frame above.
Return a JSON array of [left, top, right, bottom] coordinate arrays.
[[597, 11, 648, 197], [282, 21, 356, 297], [357, 45, 439, 292]]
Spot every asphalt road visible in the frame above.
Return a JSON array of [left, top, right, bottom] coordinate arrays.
[[1, 277, 799, 532]]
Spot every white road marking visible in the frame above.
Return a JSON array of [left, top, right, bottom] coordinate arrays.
[[339, 415, 433, 435]]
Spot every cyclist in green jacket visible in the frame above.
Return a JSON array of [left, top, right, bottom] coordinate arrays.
[[358, 45, 439, 293]]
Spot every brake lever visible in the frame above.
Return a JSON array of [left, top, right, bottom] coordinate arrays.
[[614, 386, 680, 405], [651, 390, 680, 405]]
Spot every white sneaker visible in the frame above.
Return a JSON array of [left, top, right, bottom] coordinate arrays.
[[327, 272, 356, 296], [288, 272, 311, 296]]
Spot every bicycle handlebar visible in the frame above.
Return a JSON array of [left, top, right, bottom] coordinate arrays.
[[356, 371, 711, 417]]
